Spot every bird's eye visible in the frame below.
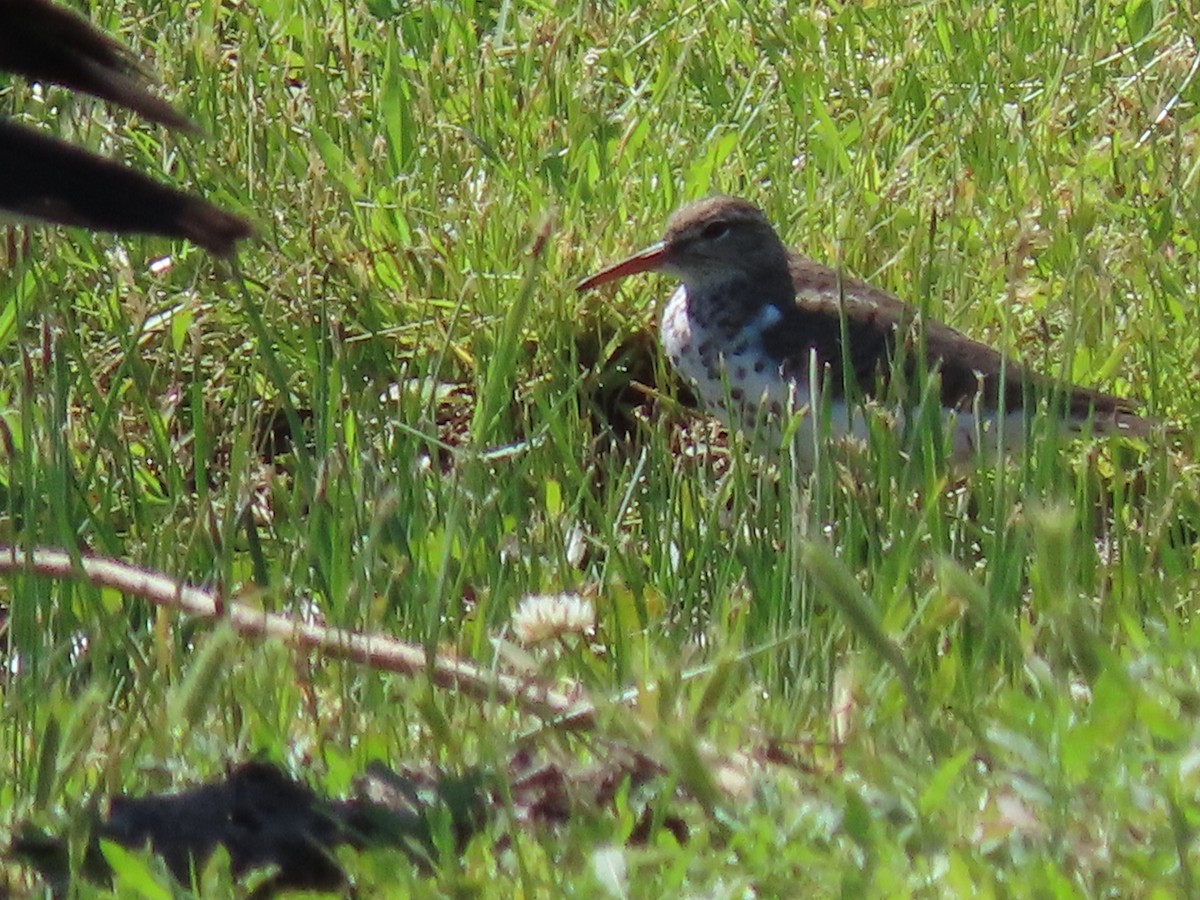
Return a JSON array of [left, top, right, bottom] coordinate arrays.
[[700, 221, 731, 240]]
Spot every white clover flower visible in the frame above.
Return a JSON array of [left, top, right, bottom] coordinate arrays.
[[510, 593, 595, 646]]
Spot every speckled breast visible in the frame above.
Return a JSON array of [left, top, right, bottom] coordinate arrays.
[[659, 285, 798, 436], [658, 286, 1040, 467]]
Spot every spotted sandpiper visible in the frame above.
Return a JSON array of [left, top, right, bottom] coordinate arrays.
[[0, 0, 252, 257], [577, 195, 1152, 467]]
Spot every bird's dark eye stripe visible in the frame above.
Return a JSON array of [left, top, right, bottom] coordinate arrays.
[[701, 221, 730, 240]]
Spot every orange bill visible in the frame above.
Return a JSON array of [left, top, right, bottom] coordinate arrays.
[[576, 241, 668, 291]]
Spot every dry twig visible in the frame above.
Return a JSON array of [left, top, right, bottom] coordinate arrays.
[[0, 546, 596, 729]]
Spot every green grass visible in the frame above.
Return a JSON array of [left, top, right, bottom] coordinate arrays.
[[3, 0, 1200, 894]]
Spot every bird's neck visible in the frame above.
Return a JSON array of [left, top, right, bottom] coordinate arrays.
[[682, 267, 794, 332]]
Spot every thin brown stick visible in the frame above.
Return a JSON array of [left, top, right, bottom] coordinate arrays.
[[0, 546, 595, 729]]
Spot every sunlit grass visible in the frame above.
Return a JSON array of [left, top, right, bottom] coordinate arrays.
[[2, 0, 1199, 894]]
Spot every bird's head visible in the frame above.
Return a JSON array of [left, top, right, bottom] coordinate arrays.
[[577, 196, 791, 295]]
